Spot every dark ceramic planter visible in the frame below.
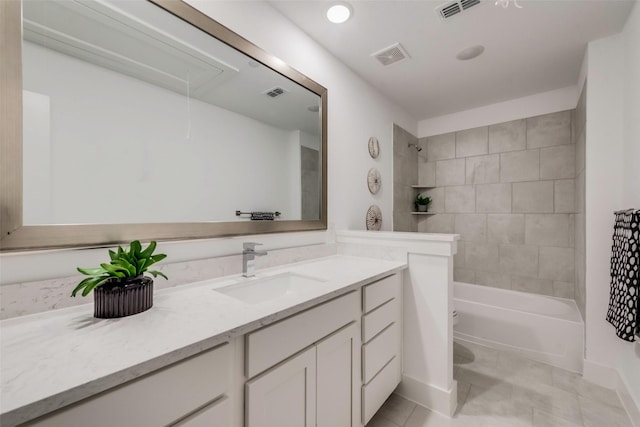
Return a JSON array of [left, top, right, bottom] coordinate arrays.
[[417, 204, 428, 212], [94, 276, 153, 318]]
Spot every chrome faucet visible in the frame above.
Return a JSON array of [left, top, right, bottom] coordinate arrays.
[[242, 242, 268, 277]]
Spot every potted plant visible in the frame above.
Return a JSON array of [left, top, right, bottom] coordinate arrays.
[[415, 193, 432, 212], [72, 240, 168, 318]]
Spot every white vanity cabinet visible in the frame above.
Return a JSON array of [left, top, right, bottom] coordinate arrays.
[[23, 343, 233, 427], [245, 291, 361, 427], [361, 274, 403, 425]]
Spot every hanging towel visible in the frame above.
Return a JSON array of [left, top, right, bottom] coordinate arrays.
[[606, 209, 640, 341]]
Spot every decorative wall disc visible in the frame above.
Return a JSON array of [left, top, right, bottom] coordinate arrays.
[[367, 168, 381, 194], [368, 137, 380, 159], [366, 205, 382, 231]]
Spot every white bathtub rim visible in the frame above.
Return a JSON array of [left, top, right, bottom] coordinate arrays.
[[453, 281, 584, 324]]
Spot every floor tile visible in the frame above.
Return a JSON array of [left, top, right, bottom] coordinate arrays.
[[404, 404, 479, 427], [460, 384, 533, 427], [552, 367, 624, 409], [375, 393, 417, 426], [366, 411, 402, 427], [533, 409, 583, 427], [579, 396, 632, 427], [511, 382, 583, 425], [498, 350, 554, 387]]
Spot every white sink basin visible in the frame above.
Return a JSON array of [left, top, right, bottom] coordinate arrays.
[[213, 273, 326, 304]]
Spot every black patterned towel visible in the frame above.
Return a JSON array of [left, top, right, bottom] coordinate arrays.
[[606, 209, 640, 341]]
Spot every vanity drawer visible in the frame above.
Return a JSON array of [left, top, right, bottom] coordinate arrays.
[[246, 291, 359, 378], [363, 274, 401, 313], [362, 298, 398, 344], [171, 396, 230, 427], [362, 356, 401, 425], [26, 344, 230, 427], [362, 323, 399, 384]]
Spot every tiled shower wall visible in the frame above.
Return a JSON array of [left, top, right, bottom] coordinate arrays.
[[416, 111, 577, 298], [393, 124, 419, 232], [574, 84, 586, 317]]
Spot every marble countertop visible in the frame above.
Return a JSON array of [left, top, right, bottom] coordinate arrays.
[[0, 255, 406, 426]]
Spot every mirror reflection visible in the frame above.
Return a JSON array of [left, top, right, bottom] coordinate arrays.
[[21, 0, 322, 225]]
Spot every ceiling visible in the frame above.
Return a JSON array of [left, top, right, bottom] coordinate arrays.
[[269, 0, 635, 120]]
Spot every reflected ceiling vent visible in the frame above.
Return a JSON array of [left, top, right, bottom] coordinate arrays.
[[436, 0, 481, 19], [264, 87, 288, 98], [371, 43, 410, 67]]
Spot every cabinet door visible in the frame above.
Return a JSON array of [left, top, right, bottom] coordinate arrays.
[[317, 322, 361, 427], [245, 347, 316, 427]]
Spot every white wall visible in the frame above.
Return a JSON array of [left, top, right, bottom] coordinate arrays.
[[417, 85, 578, 138], [583, 1, 640, 417], [22, 41, 299, 223]]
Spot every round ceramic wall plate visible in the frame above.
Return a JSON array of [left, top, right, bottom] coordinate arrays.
[[368, 137, 380, 159], [367, 168, 381, 194], [366, 205, 382, 231]]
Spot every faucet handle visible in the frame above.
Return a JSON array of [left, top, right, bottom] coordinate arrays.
[[243, 242, 262, 251]]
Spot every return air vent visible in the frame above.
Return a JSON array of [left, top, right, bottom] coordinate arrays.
[[264, 87, 287, 98], [436, 0, 481, 19], [371, 43, 410, 67]]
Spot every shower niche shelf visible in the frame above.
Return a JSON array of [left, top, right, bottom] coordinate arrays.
[[411, 185, 434, 189], [410, 212, 436, 215]]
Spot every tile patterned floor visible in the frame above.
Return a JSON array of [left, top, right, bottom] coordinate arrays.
[[367, 341, 633, 427]]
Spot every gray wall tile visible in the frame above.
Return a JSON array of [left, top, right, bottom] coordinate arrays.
[[512, 276, 554, 296], [555, 179, 575, 213], [539, 247, 574, 282], [553, 281, 575, 299], [488, 214, 525, 244], [399, 109, 578, 300], [454, 240, 466, 268], [421, 187, 445, 213], [455, 214, 487, 242], [456, 127, 488, 158], [454, 268, 476, 284], [427, 132, 456, 161], [512, 181, 554, 213], [476, 271, 511, 289], [466, 154, 500, 184], [500, 150, 540, 182], [499, 244, 538, 277], [489, 119, 526, 153], [445, 185, 476, 213], [525, 214, 571, 248], [527, 111, 571, 149], [540, 145, 575, 180], [419, 213, 455, 233], [466, 242, 499, 272], [436, 158, 466, 186], [476, 183, 512, 213], [418, 161, 436, 187]]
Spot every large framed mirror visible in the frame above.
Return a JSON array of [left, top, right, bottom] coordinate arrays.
[[0, 0, 327, 251]]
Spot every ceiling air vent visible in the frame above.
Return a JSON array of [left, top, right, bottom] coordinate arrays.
[[436, 0, 481, 19], [264, 87, 287, 98], [371, 43, 410, 67], [461, 0, 481, 9]]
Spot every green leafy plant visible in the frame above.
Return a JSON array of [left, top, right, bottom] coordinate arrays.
[[71, 240, 168, 297], [415, 193, 432, 206]]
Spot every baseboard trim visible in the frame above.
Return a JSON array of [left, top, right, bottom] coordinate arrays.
[[618, 373, 640, 427], [583, 359, 640, 427], [396, 374, 457, 417]]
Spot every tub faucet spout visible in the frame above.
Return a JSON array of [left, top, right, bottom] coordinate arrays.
[[242, 242, 267, 277]]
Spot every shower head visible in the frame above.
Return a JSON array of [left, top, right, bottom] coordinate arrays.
[[408, 143, 423, 152]]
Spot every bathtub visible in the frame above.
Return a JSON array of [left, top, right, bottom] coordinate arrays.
[[453, 281, 584, 373]]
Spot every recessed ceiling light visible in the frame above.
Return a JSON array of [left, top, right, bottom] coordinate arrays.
[[326, 3, 352, 24], [456, 45, 485, 61]]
